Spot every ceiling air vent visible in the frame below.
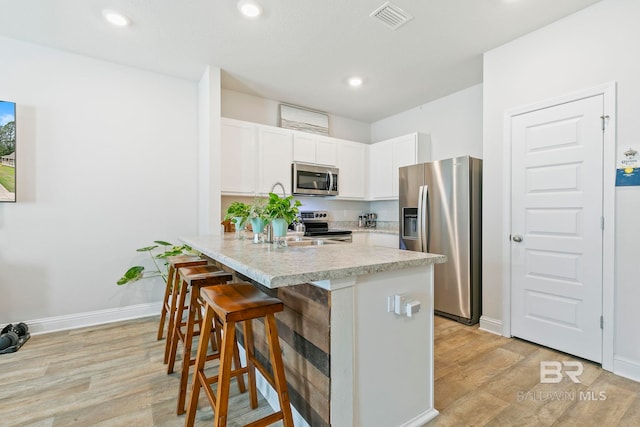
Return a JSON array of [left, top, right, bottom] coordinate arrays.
[[370, 2, 413, 31]]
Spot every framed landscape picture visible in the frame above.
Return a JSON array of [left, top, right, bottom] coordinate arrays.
[[279, 104, 329, 136], [0, 100, 16, 202]]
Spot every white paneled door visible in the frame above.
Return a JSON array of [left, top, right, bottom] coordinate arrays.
[[510, 95, 604, 363]]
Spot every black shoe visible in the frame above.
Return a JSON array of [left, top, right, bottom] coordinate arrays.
[[0, 330, 19, 352], [1, 323, 28, 337]]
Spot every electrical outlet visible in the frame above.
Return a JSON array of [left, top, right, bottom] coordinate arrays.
[[394, 294, 407, 315]]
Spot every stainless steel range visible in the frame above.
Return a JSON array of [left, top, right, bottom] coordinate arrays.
[[299, 211, 352, 243]]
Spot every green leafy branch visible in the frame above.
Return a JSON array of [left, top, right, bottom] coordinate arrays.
[[116, 240, 198, 285]]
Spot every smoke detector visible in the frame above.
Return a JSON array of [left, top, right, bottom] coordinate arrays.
[[370, 2, 413, 31]]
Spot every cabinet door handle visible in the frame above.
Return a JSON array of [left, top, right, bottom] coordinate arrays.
[[512, 235, 523, 243]]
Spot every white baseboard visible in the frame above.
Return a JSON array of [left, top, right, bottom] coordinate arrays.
[[613, 356, 640, 383], [479, 315, 503, 336], [26, 302, 162, 335], [399, 408, 440, 427]]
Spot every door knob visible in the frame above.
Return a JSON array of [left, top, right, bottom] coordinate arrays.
[[512, 235, 523, 242]]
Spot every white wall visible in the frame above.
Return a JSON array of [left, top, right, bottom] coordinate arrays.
[[483, 0, 640, 380], [0, 38, 199, 330], [221, 89, 371, 143], [368, 84, 484, 222], [198, 67, 222, 235], [371, 84, 483, 161]]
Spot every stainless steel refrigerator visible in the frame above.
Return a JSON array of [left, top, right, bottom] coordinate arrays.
[[399, 156, 482, 325]]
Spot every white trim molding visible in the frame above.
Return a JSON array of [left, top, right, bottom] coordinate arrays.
[[25, 302, 162, 335], [479, 315, 503, 336], [613, 356, 640, 383], [502, 82, 617, 371], [399, 408, 440, 427]]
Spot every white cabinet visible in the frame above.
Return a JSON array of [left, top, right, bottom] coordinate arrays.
[[337, 140, 367, 199], [258, 125, 293, 195], [369, 233, 399, 249], [351, 232, 399, 248], [316, 137, 338, 166], [220, 118, 429, 202], [351, 233, 369, 245], [292, 132, 337, 166], [368, 140, 393, 200], [368, 133, 431, 200], [221, 118, 257, 195]]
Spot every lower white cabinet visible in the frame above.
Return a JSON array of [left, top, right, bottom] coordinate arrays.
[[369, 233, 399, 249], [351, 233, 399, 249], [351, 233, 369, 245]]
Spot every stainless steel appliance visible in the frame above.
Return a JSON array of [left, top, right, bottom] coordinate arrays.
[[292, 162, 339, 196], [299, 211, 352, 242], [399, 156, 482, 324]]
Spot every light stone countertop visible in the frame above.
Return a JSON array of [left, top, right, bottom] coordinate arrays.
[[181, 234, 446, 288], [349, 228, 399, 235]]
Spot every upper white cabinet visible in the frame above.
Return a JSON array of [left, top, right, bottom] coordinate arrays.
[[368, 133, 431, 200], [220, 118, 428, 201], [292, 131, 337, 166], [336, 139, 367, 199], [258, 125, 293, 195], [221, 118, 257, 195], [368, 139, 394, 200]]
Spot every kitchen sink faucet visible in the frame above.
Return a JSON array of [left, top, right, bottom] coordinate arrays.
[[270, 181, 287, 198], [265, 181, 287, 243]]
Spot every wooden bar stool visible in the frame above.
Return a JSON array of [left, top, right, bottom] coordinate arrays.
[[184, 283, 294, 427], [167, 265, 245, 415], [158, 255, 208, 342]]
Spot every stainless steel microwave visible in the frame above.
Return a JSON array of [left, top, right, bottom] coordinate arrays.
[[292, 162, 339, 196]]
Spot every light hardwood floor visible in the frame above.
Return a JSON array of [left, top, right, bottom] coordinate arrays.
[[426, 316, 640, 427], [1, 315, 638, 426], [0, 317, 279, 427]]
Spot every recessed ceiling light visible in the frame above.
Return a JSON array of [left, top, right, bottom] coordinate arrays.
[[348, 76, 364, 87], [238, 0, 262, 18], [102, 9, 130, 27]]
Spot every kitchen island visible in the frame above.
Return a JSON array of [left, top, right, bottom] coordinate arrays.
[[181, 234, 446, 427]]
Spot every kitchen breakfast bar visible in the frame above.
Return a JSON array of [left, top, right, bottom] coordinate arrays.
[[181, 234, 446, 427]]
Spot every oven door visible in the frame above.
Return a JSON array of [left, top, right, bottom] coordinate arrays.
[[292, 163, 339, 196]]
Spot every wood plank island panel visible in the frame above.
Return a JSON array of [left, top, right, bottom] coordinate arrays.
[[234, 272, 331, 427]]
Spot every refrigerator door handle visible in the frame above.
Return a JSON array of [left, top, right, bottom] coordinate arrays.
[[418, 185, 429, 252], [423, 185, 429, 252], [417, 185, 424, 252]]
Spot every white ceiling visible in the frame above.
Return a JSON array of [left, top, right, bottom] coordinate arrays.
[[0, 0, 601, 122]]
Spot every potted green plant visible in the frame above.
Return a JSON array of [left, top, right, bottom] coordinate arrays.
[[248, 198, 268, 243], [224, 201, 251, 239], [117, 241, 196, 285], [264, 192, 302, 246]]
